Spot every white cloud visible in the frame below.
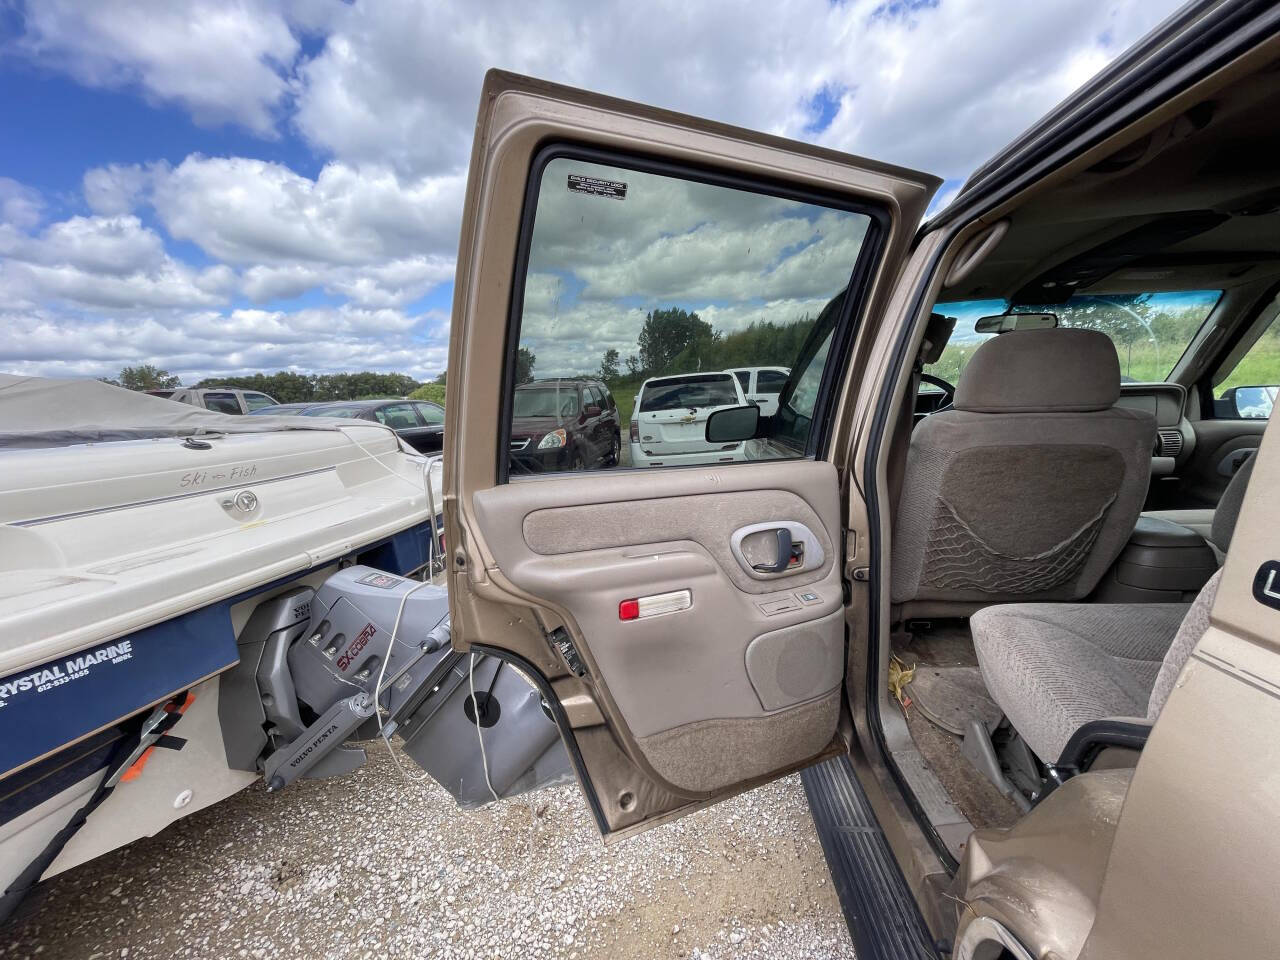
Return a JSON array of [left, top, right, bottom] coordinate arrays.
[[76, 158, 462, 308], [149, 156, 463, 267], [0, 178, 44, 230], [83, 164, 156, 216], [0, 304, 450, 385], [4, 0, 1184, 383], [290, 0, 1177, 183], [17, 0, 299, 135], [0, 215, 232, 310]]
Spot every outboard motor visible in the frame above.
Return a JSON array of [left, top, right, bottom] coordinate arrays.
[[221, 566, 572, 805]]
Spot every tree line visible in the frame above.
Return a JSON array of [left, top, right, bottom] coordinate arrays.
[[520, 307, 818, 387], [105, 364, 448, 404], [105, 305, 818, 406]]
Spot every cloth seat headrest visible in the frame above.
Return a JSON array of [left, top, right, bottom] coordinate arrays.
[[954, 328, 1120, 414]]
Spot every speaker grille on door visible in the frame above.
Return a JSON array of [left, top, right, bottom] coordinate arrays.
[[1158, 429, 1184, 457]]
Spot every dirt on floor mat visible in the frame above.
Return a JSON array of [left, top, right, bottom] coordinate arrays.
[[906, 665, 1003, 736], [893, 623, 1022, 831]]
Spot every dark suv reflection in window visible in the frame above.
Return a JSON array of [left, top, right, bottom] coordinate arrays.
[[509, 378, 621, 474]]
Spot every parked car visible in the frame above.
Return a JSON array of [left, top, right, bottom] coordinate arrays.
[[145, 387, 278, 414], [508, 378, 620, 472], [629, 371, 749, 467], [294, 399, 444, 453], [247, 401, 317, 416], [725, 366, 790, 416]]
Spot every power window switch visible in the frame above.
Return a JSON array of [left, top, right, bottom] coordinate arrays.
[[796, 591, 822, 606]]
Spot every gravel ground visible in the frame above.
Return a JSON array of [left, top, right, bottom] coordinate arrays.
[[5, 741, 855, 960]]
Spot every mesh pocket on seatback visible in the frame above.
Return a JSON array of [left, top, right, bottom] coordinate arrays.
[[920, 496, 1113, 595]]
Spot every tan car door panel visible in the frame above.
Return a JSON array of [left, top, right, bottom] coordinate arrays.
[[1082, 416, 1280, 957], [444, 70, 937, 837], [473, 460, 844, 795]]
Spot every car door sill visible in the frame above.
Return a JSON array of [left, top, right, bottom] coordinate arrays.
[[801, 754, 941, 960]]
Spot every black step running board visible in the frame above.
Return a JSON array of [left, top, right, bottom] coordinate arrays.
[[801, 755, 941, 960]]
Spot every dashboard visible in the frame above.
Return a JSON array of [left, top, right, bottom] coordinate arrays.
[[1116, 382, 1192, 472], [914, 380, 1192, 473]]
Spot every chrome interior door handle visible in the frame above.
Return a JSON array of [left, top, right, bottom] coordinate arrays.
[[731, 520, 824, 579], [751, 527, 794, 573]]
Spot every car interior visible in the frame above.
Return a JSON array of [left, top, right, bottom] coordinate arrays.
[[875, 53, 1280, 939]]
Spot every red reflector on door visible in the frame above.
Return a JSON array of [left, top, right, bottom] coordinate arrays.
[[618, 599, 639, 621]]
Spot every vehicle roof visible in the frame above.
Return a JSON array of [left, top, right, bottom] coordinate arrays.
[[937, 60, 1280, 306], [248, 402, 313, 414], [516, 377, 601, 387], [725, 366, 788, 373], [307, 398, 408, 408], [641, 371, 736, 386]]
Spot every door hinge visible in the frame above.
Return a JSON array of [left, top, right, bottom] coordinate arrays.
[[549, 627, 587, 678]]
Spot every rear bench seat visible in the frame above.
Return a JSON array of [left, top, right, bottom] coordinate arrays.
[[971, 456, 1249, 763]]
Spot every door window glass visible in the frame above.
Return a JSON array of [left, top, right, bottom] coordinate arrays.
[[732, 370, 751, 392], [506, 152, 873, 475], [414, 401, 445, 425], [243, 392, 276, 411], [374, 403, 420, 429], [203, 393, 241, 414], [1211, 296, 1280, 419], [639, 374, 739, 411], [756, 369, 789, 394]]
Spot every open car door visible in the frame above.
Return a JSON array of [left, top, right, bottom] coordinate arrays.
[[442, 71, 938, 838]]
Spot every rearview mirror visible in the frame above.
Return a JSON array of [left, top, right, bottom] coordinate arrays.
[[706, 405, 760, 443], [583, 404, 602, 417], [975, 312, 1059, 334]]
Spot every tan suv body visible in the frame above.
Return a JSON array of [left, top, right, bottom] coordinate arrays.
[[441, 4, 1280, 957]]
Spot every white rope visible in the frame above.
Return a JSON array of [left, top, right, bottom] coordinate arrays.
[[470, 652, 501, 804]]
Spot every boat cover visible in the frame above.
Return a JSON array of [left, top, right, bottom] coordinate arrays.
[[0, 374, 392, 449]]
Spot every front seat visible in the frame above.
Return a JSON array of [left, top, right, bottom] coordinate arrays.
[[1143, 453, 1255, 559], [892, 328, 1155, 617], [970, 457, 1251, 761]]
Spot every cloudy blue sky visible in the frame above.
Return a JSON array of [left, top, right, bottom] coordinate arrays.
[[0, 0, 1183, 385]]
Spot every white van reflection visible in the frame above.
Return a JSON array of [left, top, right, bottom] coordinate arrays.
[[628, 372, 750, 467]]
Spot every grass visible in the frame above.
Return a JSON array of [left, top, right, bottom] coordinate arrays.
[[1217, 338, 1280, 394], [610, 385, 639, 431], [932, 336, 1280, 397]]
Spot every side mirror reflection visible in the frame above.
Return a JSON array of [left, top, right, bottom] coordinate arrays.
[[1224, 385, 1277, 420], [706, 404, 760, 443]]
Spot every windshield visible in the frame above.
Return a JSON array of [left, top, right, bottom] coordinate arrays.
[[513, 386, 578, 419], [639, 374, 739, 413], [928, 291, 1222, 383]]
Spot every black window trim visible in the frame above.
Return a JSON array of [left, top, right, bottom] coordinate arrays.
[[496, 140, 891, 483]]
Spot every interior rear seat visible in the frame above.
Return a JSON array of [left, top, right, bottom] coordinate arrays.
[[971, 458, 1250, 763]]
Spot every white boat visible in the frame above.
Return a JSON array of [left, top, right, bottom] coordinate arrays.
[[0, 376, 567, 919]]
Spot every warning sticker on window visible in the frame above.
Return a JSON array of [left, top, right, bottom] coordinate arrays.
[[567, 174, 627, 200]]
